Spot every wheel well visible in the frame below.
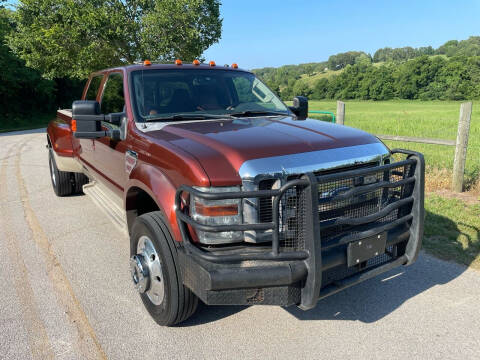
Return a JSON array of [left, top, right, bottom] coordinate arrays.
[[126, 187, 160, 233]]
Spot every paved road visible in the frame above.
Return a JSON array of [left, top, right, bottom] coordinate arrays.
[[1, 130, 479, 360]]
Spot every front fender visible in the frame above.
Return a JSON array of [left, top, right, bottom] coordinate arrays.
[[125, 163, 181, 242]]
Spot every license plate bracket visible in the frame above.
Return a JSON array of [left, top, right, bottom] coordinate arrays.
[[347, 232, 387, 267]]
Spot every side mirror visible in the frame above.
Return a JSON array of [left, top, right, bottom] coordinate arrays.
[[288, 96, 308, 120], [72, 100, 123, 139]]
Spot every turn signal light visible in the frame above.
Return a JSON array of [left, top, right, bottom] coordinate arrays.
[[231, 63, 238, 69], [71, 119, 77, 132], [175, 59, 182, 65], [143, 60, 151, 66], [194, 202, 238, 217], [209, 60, 216, 67], [192, 59, 200, 65]]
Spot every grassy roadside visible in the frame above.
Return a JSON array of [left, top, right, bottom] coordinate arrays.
[[0, 113, 54, 133], [425, 195, 480, 270]]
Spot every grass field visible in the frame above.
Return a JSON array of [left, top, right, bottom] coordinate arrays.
[[0, 113, 54, 133], [425, 195, 479, 270], [308, 100, 480, 185]]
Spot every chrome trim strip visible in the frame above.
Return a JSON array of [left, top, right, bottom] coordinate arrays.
[[238, 142, 390, 181]]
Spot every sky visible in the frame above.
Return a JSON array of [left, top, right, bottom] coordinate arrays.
[[204, 0, 480, 69]]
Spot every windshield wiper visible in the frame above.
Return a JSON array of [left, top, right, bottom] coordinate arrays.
[[145, 113, 232, 122], [229, 110, 289, 118]]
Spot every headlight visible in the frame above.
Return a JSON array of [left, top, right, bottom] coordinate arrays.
[[190, 186, 243, 245]]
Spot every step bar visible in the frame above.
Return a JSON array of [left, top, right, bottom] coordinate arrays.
[[83, 181, 128, 234]]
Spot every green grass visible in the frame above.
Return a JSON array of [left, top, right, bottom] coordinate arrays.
[[307, 100, 480, 180], [425, 195, 480, 270], [0, 113, 54, 133]]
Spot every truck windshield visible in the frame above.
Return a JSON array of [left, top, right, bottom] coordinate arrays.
[[130, 69, 289, 122]]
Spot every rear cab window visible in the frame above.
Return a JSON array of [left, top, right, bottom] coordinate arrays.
[[100, 72, 125, 130], [85, 75, 103, 100], [101, 73, 125, 114]]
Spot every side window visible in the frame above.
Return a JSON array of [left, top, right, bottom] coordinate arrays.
[[85, 75, 103, 100], [101, 73, 125, 114]]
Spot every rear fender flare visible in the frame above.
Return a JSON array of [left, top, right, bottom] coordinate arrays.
[[46, 122, 83, 173], [47, 119, 74, 157]]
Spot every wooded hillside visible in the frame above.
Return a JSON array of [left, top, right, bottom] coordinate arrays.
[[253, 37, 480, 101]]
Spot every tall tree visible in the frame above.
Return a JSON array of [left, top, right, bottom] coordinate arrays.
[[1, 6, 55, 117], [8, 0, 222, 79]]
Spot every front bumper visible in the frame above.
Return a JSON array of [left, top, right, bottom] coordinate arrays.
[[175, 149, 424, 309]]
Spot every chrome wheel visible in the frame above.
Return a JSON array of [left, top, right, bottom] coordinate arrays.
[[130, 235, 165, 305], [50, 157, 56, 186]]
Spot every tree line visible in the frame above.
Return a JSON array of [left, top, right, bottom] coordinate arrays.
[[1, 6, 84, 120], [254, 36, 480, 101]]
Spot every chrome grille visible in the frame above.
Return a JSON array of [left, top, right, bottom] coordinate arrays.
[[256, 160, 414, 256], [317, 162, 413, 245]]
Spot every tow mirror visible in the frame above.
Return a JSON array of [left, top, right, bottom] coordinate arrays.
[[289, 96, 308, 120], [72, 100, 123, 139]]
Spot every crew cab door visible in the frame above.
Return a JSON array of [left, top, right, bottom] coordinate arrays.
[[93, 71, 129, 198]]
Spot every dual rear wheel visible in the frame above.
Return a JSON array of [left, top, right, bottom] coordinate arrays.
[[48, 148, 89, 196]]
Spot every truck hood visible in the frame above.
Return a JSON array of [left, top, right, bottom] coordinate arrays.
[[141, 115, 385, 185]]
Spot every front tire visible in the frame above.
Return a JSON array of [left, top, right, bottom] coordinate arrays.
[[130, 211, 198, 326]]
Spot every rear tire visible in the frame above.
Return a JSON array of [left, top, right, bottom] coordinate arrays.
[[130, 211, 198, 326], [49, 149, 73, 197], [73, 172, 89, 194]]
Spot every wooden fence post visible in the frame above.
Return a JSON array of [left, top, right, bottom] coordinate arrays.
[[452, 102, 473, 193], [336, 101, 345, 125]]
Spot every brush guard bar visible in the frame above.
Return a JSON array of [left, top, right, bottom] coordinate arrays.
[[175, 149, 424, 308]]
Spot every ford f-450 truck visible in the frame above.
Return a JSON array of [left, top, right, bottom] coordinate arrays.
[[46, 60, 424, 326]]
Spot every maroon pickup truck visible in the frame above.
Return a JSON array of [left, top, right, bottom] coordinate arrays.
[[46, 60, 424, 326]]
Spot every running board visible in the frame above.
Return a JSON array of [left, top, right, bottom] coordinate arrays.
[[83, 181, 128, 234]]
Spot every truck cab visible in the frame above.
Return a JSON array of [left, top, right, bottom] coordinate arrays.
[[46, 60, 424, 326]]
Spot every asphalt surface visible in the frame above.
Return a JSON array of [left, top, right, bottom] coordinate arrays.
[[1, 129, 479, 360]]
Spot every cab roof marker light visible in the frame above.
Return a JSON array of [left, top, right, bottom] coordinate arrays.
[[209, 60, 216, 67], [143, 60, 151, 66], [175, 59, 183, 65], [231, 63, 238, 69], [192, 59, 200, 65]]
